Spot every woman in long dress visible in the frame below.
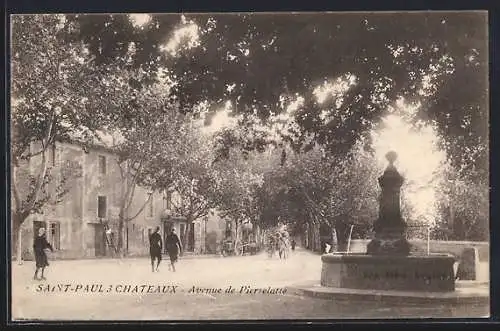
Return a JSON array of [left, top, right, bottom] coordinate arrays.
[[33, 227, 54, 280]]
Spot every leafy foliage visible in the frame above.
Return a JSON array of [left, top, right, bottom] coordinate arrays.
[[11, 13, 489, 261], [11, 15, 111, 239], [73, 13, 487, 176]]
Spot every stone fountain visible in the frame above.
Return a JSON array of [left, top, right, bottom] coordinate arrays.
[[321, 151, 456, 292]]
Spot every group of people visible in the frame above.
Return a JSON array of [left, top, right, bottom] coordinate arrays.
[[267, 225, 296, 259], [148, 226, 182, 273], [32, 222, 299, 280], [31, 225, 183, 281]]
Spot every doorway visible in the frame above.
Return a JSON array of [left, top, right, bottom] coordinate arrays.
[[94, 224, 106, 257], [179, 223, 186, 248]]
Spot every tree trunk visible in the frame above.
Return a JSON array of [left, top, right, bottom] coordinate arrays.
[[12, 219, 22, 264], [235, 220, 240, 244], [12, 212, 27, 264], [117, 218, 124, 256], [182, 217, 193, 251]]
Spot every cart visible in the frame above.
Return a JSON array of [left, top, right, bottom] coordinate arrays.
[[221, 239, 236, 257]]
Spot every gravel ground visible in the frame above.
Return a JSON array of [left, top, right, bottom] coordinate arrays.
[[10, 249, 489, 321]]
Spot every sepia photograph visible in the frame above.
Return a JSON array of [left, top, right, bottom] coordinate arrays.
[[9, 11, 489, 321]]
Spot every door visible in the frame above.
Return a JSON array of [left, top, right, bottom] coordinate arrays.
[[94, 224, 106, 257]]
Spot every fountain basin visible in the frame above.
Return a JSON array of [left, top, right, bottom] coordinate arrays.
[[321, 253, 456, 292]]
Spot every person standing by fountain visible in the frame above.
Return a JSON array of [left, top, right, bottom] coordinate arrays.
[[33, 227, 54, 281]]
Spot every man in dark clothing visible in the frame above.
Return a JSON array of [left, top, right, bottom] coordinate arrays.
[[149, 226, 162, 272], [165, 227, 182, 272], [291, 239, 296, 251], [33, 227, 54, 280]]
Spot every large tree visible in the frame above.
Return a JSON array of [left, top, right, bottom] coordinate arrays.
[[10, 15, 118, 260], [109, 78, 188, 255], [167, 124, 220, 251], [15, 13, 487, 259], [209, 146, 268, 242], [71, 12, 487, 177], [255, 140, 380, 250]]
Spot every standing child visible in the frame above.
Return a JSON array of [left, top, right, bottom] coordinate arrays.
[[33, 227, 54, 281]]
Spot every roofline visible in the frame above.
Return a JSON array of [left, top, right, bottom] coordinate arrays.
[[56, 137, 119, 155]]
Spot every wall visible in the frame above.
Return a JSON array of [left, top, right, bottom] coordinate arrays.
[[17, 141, 168, 260], [15, 140, 227, 260], [125, 183, 164, 256], [19, 142, 87, 260], [347, 239, 490, 262]]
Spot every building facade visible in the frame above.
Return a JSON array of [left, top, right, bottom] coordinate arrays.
[[16, 140, 227, 260]]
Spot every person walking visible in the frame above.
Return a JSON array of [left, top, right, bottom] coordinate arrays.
[[278, 227, 290, 259], [165, 227, 182, 272], [149, 226, 162, 272], [33, 227, 54, 281]]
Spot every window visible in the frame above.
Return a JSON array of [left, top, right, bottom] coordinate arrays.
[[147, 198, 153, 217], [98, 155, 106, 174], [225, 220, 232, 238], [48, 222, 61, 250], [97, 196, 107, 219]]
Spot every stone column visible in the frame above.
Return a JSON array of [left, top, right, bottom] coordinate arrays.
[[366, 151, 411, 256]]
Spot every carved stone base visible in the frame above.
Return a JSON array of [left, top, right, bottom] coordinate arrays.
[[367, 223, 410, 256], [366, 237, 411, 256], [321, 253, 456, 292]]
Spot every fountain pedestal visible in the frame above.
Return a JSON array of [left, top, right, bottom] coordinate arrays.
[[320, 151, 455, 292], [321, 253, 455, 292], [366, 151, 410, 256]]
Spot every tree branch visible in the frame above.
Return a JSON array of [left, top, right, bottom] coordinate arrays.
[[11, 166, 22, 213], [124, 178, 139, 214], [28, 149, 49, 212], [127, 193, 153, 222]]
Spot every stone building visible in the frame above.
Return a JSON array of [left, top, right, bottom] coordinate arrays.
[[16, 138, 225, 260]]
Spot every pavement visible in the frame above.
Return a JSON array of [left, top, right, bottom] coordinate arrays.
[[290, 281, 489, 306], [10, 248, 490, 321]]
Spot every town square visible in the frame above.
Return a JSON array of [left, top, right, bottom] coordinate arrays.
[[9, 11, 489, 321]]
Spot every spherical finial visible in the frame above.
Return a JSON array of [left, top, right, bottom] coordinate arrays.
[[385, 151, 398, 165]]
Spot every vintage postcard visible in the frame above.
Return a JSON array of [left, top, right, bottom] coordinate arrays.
[[9, 11, 489, 321]]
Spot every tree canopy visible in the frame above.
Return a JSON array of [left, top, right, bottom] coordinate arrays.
[[11, 13, 489, 255], [69, 12, 487, 175]]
